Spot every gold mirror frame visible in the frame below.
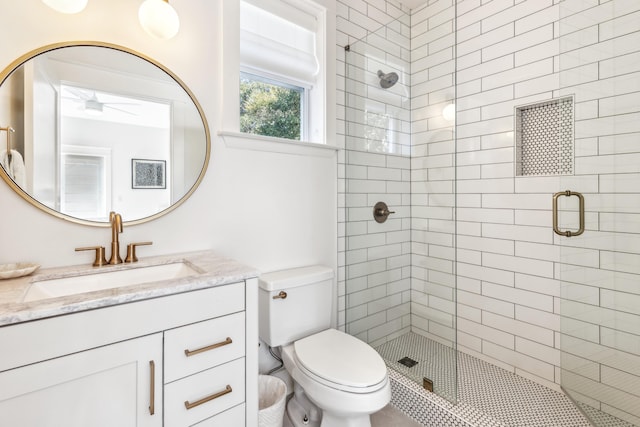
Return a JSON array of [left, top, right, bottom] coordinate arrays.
[[0, 41, 211, 227]]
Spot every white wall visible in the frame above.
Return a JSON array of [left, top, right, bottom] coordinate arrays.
[[62, 118, 172, 219], [0, 0, 337, 279]]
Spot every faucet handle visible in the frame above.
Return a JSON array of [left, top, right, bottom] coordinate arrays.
[[76, 246, 108, 267], [125, 241, 153, 263]]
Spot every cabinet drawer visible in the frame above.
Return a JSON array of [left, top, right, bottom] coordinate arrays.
[[164, 357, 245, 427], [192, 403, 245, 426], [0, 281, 245, 373], [164, 311, 245, 383]]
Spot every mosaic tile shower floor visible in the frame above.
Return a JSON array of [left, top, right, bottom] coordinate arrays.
[[377, 332, 635, 427]]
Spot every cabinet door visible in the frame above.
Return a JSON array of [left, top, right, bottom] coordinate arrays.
[[0, 333, 162, 427]]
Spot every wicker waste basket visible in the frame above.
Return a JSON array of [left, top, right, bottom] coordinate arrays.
[[258, 375, 287, 427]]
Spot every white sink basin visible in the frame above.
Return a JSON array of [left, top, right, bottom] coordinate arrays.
[[23, 262, 199, 302]]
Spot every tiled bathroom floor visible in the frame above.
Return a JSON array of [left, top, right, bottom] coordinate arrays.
[[376, 332, 635, 427], [372, 404, 424, 427], [377, 332, 457, 400]]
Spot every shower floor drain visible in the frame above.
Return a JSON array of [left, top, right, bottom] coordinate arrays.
[[398, 356, 418, 368]]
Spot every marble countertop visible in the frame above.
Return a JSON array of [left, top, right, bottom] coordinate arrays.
[[0, 250, 259, 327]]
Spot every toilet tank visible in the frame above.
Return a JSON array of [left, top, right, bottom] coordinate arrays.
[[258, 265, 333, 347]]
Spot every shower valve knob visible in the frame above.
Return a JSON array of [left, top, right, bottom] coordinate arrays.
[[376, 207, 395, 215], [373, 201, 395, 223]]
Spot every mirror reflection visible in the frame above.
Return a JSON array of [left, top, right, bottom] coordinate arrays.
[[0, 43, 209, 225]]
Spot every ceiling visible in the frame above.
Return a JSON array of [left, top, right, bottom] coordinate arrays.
[[401, 0, 428, 10]]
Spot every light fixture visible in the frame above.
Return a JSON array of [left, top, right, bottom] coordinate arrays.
[[442, 103, 456, 122], [138, 0, 180, 40], [41, 0, 88, 14], [84, 99, 103, 116]]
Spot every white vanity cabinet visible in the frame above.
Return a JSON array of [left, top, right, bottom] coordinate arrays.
[[0, 333, 163, 427], [0, 277, 258, 427]]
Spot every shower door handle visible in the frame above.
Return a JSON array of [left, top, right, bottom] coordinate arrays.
[[552, 191, 585, 237]]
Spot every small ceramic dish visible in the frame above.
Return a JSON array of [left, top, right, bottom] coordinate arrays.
[[0, 263, 40, 279]]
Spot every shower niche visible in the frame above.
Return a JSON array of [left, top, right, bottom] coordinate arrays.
[[515, 96, 574, 176]]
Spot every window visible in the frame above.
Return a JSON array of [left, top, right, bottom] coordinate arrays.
[[238, 0, 325, 143], [240, 72, 306, 140]]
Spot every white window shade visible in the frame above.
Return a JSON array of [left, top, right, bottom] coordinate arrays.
[[240, 0, 319, 85]]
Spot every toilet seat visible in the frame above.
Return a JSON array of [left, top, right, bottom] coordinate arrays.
[[293, 329, 388, 394]]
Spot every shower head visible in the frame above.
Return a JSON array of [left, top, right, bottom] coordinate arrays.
[[377, 70, 399, 88]]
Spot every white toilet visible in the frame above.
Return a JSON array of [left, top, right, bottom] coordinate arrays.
[[259, 265, 390, 427]]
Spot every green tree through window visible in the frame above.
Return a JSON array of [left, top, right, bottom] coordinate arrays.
[[240, 74, 303, 140]]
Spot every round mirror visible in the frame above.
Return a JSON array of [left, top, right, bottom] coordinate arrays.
[[0, 42, 210, 226]]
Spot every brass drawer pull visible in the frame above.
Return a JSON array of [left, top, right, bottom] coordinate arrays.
[[184, 337, 233, 357], [149, 360, 155, 415], [184, 385, 232, 410]]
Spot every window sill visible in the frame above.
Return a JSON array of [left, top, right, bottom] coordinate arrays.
[[218, 131, 338, 157]]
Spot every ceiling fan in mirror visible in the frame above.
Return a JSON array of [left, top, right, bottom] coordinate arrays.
[[62, 86, 138, 116]]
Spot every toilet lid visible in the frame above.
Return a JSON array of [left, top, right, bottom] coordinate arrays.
[[294, 329, 387, 389]]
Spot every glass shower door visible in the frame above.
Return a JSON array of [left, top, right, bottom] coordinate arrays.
[[558, 1, 640, 426], [342, 8, 458, 403]]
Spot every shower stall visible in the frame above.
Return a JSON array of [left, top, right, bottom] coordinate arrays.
[[339, 0, 640, 426]]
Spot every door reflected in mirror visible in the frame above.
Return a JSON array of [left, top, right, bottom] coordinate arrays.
[[0, 42, 210, 225]]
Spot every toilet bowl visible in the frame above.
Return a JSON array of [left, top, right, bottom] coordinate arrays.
[[282, 329, 390, 427], [258, 266, 391, 427]]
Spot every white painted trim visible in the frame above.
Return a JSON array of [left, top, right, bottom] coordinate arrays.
[[219, 131, 338, 157]]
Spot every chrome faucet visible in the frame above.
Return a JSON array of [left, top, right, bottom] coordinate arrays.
[[108, 211, 123, 265]]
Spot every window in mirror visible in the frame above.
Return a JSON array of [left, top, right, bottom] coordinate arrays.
[[61, 148, 110, 221]]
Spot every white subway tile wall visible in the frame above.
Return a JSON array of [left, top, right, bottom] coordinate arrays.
[[411, 0, 458, 358], [559, 0, 640, 424], [448, 0, 639, 424], [338, 0, 414, 348], [338, 0, 640, 425]]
